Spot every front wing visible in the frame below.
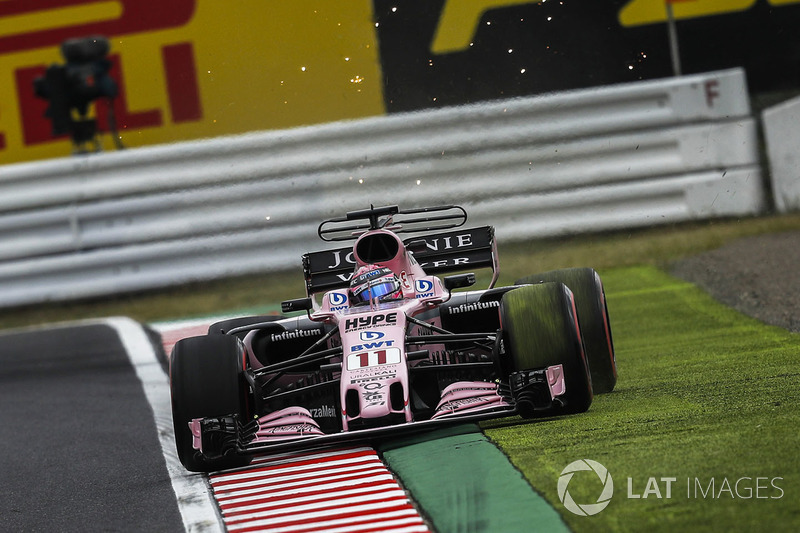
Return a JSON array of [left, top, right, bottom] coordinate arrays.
[[191, 367, 566, 460], [193, 404, 517, 459]]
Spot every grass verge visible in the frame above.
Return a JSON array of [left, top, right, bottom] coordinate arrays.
[[482, 265, 800, 532]]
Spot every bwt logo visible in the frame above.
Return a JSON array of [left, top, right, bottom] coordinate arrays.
[[558, 459, 614, 516], [329, 293, 348, 306], [360, 331, 385, 341], [415, 279, 433, 292], [415, 279, 434, 298]]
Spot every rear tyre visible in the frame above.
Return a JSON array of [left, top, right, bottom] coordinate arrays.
[[501, 282, 592, 417], [516, 268, 617, 393], [170, 334, 252, 472]]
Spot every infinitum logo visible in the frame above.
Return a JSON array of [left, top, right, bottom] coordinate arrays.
[[558, 459, 614, 516]]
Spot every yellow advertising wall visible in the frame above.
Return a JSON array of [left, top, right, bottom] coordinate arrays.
[[0, 1, 385, 164], [2, 1, 800, 165]]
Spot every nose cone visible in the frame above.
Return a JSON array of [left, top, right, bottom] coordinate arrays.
[[359, 386, 392, 419]]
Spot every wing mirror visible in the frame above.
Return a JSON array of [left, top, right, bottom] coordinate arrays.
[[443, 273, 476, 291], [281, 297, 313, 314]]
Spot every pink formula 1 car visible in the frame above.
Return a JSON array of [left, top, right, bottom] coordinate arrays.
[[169, 205, 617, 472]]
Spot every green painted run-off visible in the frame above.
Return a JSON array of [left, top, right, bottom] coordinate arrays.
[[377, 424, 569, 533]]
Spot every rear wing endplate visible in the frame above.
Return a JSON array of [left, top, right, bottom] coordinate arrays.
[[302, 226, 499, 295]]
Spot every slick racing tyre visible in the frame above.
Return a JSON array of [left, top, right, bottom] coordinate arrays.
[[170, 334, 252, 472], [516, 268, 617, 393], [501, 282, 592, 417]]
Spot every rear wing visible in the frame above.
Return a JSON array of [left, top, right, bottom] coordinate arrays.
[[302, 226, 499, 295]]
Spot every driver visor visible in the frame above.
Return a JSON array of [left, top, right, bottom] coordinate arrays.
[[354, 280, 397, 303]]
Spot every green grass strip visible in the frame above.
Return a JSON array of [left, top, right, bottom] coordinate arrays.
[[378, 424, 569, 533], [482, 265, 800, 532]]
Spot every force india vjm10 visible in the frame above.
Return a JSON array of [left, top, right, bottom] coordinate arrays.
[[169, 205, 617, 472]]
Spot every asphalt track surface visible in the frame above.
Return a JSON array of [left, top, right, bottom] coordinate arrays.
[[0, 323, 184, 532]]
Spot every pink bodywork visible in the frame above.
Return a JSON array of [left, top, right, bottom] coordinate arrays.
[[431, 381, 507, 419], [546, 364, 566, 397], [317, 276, 450, 431], [305, 228, 451, 432]]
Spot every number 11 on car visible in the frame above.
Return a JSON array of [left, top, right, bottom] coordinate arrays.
[[347, 348, 402, 370]]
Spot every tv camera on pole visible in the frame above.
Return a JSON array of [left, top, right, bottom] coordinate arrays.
[[33, 36, 125, 154]]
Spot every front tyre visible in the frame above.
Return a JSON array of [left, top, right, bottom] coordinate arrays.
[[501, 282, 592, 417], [170, 334, 252, 472]]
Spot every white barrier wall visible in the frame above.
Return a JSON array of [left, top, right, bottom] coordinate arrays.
[[762, 95, 800, 212], [0, 68, 765, 308]]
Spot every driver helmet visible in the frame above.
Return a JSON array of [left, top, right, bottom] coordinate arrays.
[[349, 264, 402, 304]]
